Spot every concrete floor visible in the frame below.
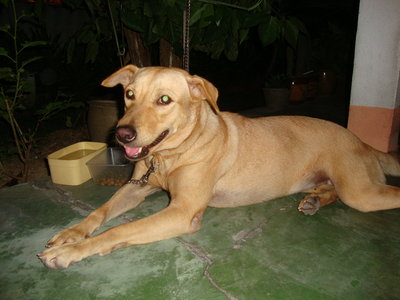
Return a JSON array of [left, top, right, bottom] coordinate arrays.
[[1, 177, 400, 299]]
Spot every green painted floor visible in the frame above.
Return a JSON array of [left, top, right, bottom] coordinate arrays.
[[1, 177, 399, 299]]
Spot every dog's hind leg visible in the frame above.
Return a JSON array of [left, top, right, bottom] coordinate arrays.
[[326, 152, 400, 213], [337, 182, 400, 212], [298, 182, 339, 215]]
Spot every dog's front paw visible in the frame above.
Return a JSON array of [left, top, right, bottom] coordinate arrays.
[[46, 226, 89, 248], [298, 196, 321, 215], [37, 243, 85, 269]]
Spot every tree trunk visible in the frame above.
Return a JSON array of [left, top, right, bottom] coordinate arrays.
[[123, 27, 151, 67], [159, 38, 182, 68]]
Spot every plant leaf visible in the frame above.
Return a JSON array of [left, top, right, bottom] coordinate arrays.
[[143, 1, 153, 17], [0, 67, 14, 80], [242, 11, 269, 28], [0, 47, 9, 57], [239, 28, 249, 44], [0, 0, 10, 7], [190, 4, 209, 26], [224, 38, 238, 61], [20, 56, 43, 69], [77, 28, 95, 44], [289, 16, 308, 35], [0, 47, 14, 64], [18, 41, 47, 54], [35, 100, 84, 120], [21, 40, 47, 49], [0, 24, 11, 33], [283, 18, 299, 49], [258, 16, 280, 47], [164, 0, 175, 6], [85, 41, 98, 64], [121, 12, 145, 32]]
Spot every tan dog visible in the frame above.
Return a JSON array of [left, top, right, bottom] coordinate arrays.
[[38, 65, 400, 269]]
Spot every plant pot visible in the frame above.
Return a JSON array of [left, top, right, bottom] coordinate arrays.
[[87, 100, 120, 144], [289, 80, 307, 103], [263, 88, 289, 113], [318, 70, 336, 96]]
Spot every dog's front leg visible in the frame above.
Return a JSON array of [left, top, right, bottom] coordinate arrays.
[[45, 183, 159, 248], [38, 198, 207, 269]]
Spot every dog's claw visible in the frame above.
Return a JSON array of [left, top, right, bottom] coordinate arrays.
[[298, 196, 321, 215]]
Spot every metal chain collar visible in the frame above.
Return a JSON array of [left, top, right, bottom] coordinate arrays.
[[127, 157, 155, 187]]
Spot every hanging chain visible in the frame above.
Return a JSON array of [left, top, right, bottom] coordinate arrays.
[[183, 0, 191, 72], [107, 0, 125, 67]]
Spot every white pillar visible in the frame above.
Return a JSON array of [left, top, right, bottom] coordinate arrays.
[[347, 0, 400, 152]]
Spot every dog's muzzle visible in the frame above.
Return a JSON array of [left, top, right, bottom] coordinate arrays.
[[116, 125, 169, 160]]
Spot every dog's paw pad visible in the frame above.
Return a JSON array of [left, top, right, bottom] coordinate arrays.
[[298, 196, 321, 215]]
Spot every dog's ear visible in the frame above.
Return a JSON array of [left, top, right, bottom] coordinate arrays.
[[101, 65, 139, 88], [187, 75, 220, 114]]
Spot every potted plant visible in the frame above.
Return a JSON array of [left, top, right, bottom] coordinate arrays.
[[256, 0, 308, 110], [263, 74, 290, 112]]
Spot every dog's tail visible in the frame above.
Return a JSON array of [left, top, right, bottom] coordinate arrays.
[[374, 149, 400, 176]]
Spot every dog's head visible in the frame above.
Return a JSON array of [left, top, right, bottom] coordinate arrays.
[[101, 65, 219, 160]]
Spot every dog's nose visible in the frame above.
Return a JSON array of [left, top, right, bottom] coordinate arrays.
[[116, 125, 137, 143]]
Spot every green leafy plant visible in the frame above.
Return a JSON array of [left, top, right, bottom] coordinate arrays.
[[55, 0, 307, 69], [62, 0, 116, 64], [44, 0, 121, 100], [121, 0, 260, 61], [254, 1, 307, 49], [0, 0, 84, 182], [120, 0, 306, 62]]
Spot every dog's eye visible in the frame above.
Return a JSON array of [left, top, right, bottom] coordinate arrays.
[[158, 95, 172, 105], [125, 89, 135, 100]]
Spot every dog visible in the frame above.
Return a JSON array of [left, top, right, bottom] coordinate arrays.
[[38, 65, 400, 269]]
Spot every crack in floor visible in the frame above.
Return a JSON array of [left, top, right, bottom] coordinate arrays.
[[175, 236, 239, 300], [173, 218, 268, 300], [31, 181, 96, 216], [31, 181, 270, 300]]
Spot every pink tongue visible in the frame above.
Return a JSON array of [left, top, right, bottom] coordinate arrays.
[[124, 146, 141, 157]]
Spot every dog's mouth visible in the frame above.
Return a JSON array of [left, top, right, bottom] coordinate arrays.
[[123, 130, 169, 160]]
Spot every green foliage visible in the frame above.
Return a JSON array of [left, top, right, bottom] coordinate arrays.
[[0, 0, 84, 181], [35, 94, 84, 124], [62, 0, 116, 64], [120, 0, 307, 61], [53, 0, 307, 64], [120, 0, 251, 61]]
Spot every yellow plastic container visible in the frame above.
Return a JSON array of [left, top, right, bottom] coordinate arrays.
[[47, 142, 107, 185]]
